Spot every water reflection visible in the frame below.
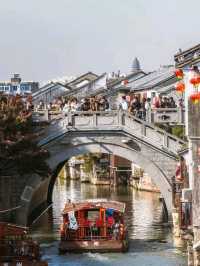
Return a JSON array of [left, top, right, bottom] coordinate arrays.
[[31, 178, 186, 266]]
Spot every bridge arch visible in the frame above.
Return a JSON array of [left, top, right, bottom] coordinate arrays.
[[17, 140, 174, 226]]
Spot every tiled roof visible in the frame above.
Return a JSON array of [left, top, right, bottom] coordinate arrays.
[[130, 66, 175, 91], [32, 82, 67, 98], [174, 43, 200, 68], [66, 72, 99, 88], [62, 73, 107, 97]]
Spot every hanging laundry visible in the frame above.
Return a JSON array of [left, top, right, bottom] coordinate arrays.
[[68, 211, 78, 230]]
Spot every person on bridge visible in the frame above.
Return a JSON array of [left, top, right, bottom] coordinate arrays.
[[70, 98, 78, 112], [81, 98, 90, 111], [63, 101, 71, 114], [168, 97, 176, 108], [119, 96, 128, 111]]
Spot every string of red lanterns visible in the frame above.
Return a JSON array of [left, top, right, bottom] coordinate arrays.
[[174, 69, 185, 94], [175, 68, 200, 104], [189, 72, 200, 104]]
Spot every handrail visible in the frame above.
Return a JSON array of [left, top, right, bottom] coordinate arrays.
[[62, 224, 125, 241], [67, 110, 185, 144], [33, 107, 185, 115], [33, 107, 186, 125], [151, 108, 185, 112], [146, 107, 185, 124], [123, 111, 185, 144]]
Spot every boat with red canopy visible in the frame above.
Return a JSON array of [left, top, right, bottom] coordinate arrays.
[[0, 222, 48, 266], [59, 199, 128, 253]]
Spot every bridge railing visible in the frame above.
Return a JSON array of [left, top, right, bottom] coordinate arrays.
[[35, 110, 186, 153], [64, 110, 185, 153], [33, 107, 185, 125], [32, 109, 63, 122], [122, 112, 185, 152], [146, 108, 185, 125]]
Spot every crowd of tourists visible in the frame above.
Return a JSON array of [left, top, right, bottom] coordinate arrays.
[[36, 93, 181, 121], [37, 96, 110, 113], [118, 94, 181, 120]]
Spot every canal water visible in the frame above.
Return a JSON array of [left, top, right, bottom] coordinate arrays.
[[31, 178, 187, 266]]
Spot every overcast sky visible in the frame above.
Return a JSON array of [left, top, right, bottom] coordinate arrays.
[[0, 0, 199, 82]]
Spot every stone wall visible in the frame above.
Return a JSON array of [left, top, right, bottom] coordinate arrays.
[[0, 174, 31, 223], [0, 173, 48, 225]]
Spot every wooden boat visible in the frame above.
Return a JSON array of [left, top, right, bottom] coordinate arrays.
[[0, 222, 48, 266], [59, 199, 128, 253]]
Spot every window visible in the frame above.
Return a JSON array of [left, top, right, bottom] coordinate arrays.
[[12, 86, 18, 91], [87, 210, 99, 221], [21, 84, 31, 92]]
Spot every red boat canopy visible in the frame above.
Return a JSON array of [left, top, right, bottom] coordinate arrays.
[[62, 200, 125, 215]]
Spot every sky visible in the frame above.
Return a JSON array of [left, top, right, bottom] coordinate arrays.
[[0, 0, 200, 82]]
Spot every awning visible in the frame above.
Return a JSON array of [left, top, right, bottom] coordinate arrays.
[[62, 200, 125, 215]]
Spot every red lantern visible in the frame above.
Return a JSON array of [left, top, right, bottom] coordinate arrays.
[[190, 76, 200, 87], [175, 81, 185, 93], [196, 76, 200, 84], [190, 77, 197, 86], [175, 69, 184, 79], [190, 92, 200, 103]]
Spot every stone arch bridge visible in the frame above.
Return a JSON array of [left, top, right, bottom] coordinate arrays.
[[15, 111, 185, 225]]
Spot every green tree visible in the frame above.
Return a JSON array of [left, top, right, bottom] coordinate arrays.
[[0, 94, 51, 177]]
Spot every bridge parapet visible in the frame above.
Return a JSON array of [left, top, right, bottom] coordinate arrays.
[[33, 107, 185, 125], [36, 110, 186, 155], [146, 108, 185, 125], [61, 111, 185, 155]]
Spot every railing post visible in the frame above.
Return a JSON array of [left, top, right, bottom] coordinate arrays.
[[146, 109, 152, 123], [44, 109, 49, 121], [180, 107, 185, 124], [93, 113, 97, 127], [117, 110, 123, 126], [122, 111, 125, 125], [177, 107, 182, 124], [67, 112, 73, 126], [163, 134, 169, 148], [141, 123, 146, 136]]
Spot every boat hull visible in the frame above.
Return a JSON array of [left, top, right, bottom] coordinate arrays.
[[59, 239, 128, 253]]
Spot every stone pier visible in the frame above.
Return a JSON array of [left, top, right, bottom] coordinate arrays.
[[130, 163, 160, 192], [80, 164, 91, 183]]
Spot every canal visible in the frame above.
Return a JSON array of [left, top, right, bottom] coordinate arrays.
[[31, 178, 187, 266]]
